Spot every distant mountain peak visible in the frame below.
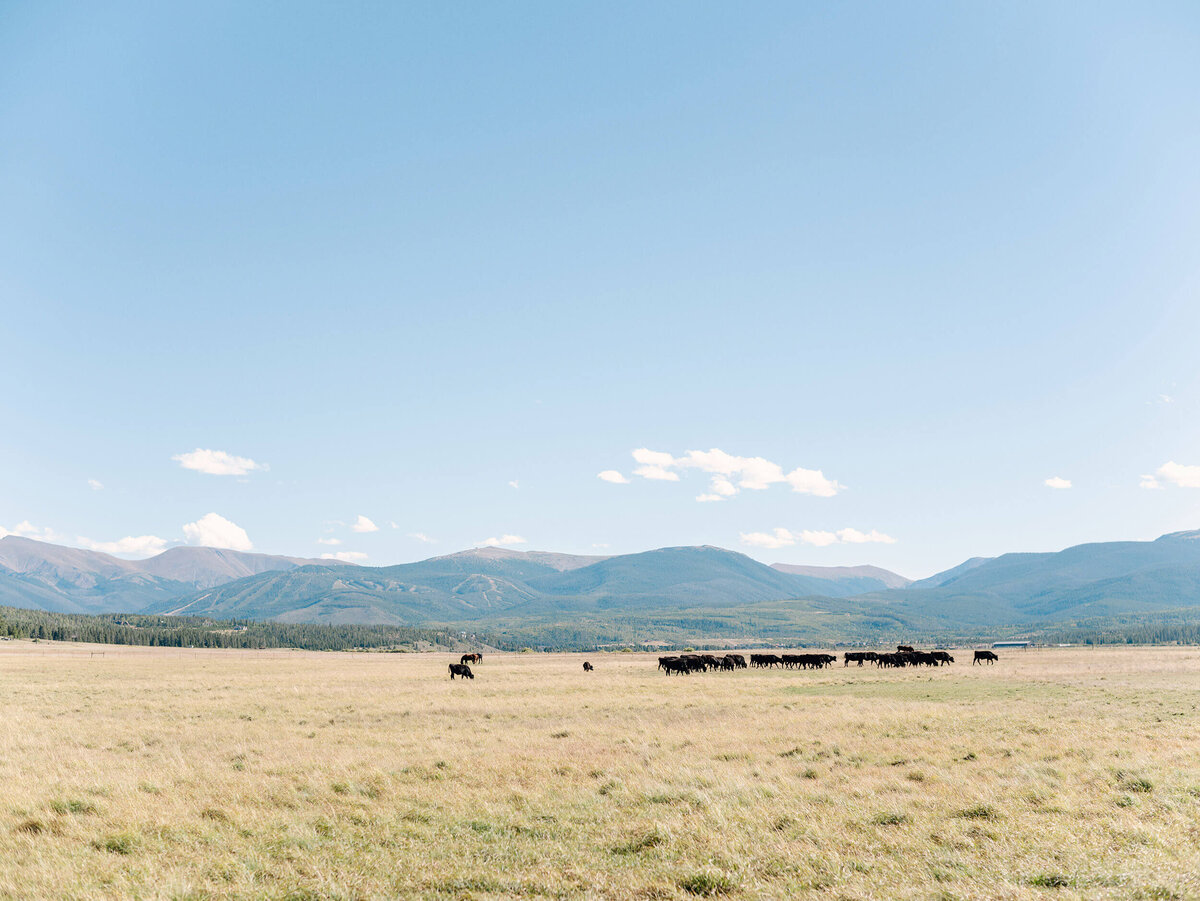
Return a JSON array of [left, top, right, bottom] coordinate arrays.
[[1157, 529, 1200, 542], [771, 563, 911, 589]]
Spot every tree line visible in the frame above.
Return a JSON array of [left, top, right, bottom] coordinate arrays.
[[0, 606, 485, 652]]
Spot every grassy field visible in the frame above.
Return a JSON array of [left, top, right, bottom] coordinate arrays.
[[3, 643, 1200, 899]]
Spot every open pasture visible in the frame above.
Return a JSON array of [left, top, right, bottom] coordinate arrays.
[[3, 643, 1200, 900]]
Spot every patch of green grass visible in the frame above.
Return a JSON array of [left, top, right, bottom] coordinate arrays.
[[1028, 873, 1071, 888], [611, 828, 666, 854], [1116, 771, 1153, 793], [48, 799, 97, 815], [678, 871, 737, 896], [94, 831, 141, 855], [955, 803, 999, 820], [873, 811, 908, 826]]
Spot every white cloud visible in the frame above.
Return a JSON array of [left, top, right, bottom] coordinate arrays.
[[0, 521, 61, 542], [321, 551, 368, 562], [172, 448, 267, 476], [696, 493, 724, 502], [78, 535, 168, 557], [711, 477, 737, 497], [480, 534, 526, 547], [740, 526, 895, 550], [509, 480, 520, 489], [88, 479, 104, 491], [317, 537, 342, 545], [624, 447, 842, 499], [1154, 461, 1200, 489], [631, 448, 682, 481], [389, 521, 399, 529], [598, 470, 631, 484], [408, 532, 436, 543], [739, 528, 798, 549], [592, 543, 610, 549], [833, 527, 897, 544], [1139, 474, 1162, 490], [1044, 476, 1072, 489], [352, 515, 379, 533], [182, 513, 253, 551]]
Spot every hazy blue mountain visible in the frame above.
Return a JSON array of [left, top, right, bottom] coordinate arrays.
[[0, 537, 342, 613], [147, 546, 837, 623], [883, 531, 1200, 626], [9, 532, 1200, 639], [770, 562, 911, 593], [907, 556, 993, 589]]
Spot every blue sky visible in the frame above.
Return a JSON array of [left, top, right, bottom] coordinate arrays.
[[2, 2, 1199, 577]]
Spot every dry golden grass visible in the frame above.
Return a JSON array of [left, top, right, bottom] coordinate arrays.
[[3, 642, 1200, 899]]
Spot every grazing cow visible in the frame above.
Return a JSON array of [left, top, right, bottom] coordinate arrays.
[[461, 653, 482, 665], [973, 650, 998, 665], [582, 661, 594, 672], [726, 654, 747, 669], [932, 651, 954, 665], [845, 652, 878, 666], [448, 663, 474, 680], [897, 645, 915, 653], [660, 657, 691, 676]]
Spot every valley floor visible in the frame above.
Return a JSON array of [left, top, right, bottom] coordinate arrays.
[[2, 643, 1200, 899]]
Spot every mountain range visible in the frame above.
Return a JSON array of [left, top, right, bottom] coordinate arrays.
[[4, 531, 1200, 638]]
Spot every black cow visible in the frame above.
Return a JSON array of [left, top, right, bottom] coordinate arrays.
[[660, 657, 691, 676], [449, 663, 474, 680], [932, 651, 954, 665], [897, 645, 915, 653], [582, 661, 594, 672], [726, 654, 747, 669], [973, 650, 998, 665]]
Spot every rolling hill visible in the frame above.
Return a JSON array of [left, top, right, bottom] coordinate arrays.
[[0, 537, 343, 613], [9, 532, 1200, 643]]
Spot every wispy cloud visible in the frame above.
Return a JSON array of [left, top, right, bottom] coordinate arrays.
[[1044, 476, 1072, 489], [173, 449, 267, 476], [182, 512, 253, 551], [597, 470, 631, 484], [740, 527, 896, 550], [621, 447, 842, 500], [480, 534, 526, 547], [408, 532, 436, 543], [78, 534, 167, 557], [88, 479, 104, 491], [352, 515, 379, 533], [508, 480, 520, 489], [317, 537, 342, 545], [321, 551, 368, 562]]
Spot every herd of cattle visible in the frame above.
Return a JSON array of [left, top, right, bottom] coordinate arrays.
[[448, 646, 1001, 679], [658, 647, 1000, 675]]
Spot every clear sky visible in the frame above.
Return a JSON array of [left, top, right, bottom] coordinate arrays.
[[3, 2, 1200, 577]]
